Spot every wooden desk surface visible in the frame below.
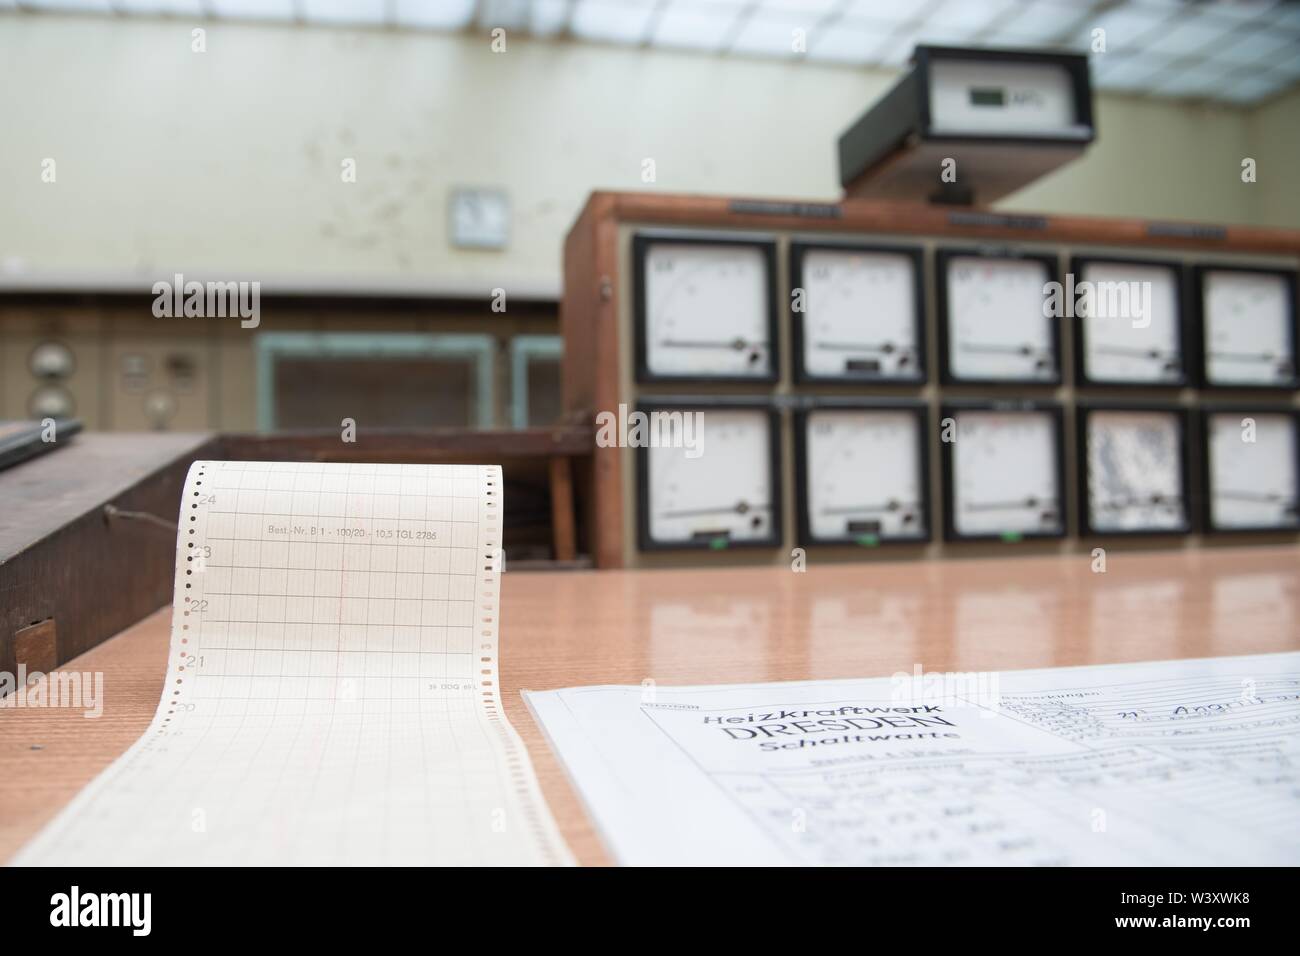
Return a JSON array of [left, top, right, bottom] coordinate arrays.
[[2, 545, 1297, 866]]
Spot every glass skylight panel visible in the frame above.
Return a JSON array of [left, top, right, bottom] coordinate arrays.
[[1200, 0, 1277, 25], [208, 0, 295, 20], [1212, 27, 1298, 66], [119, 0, 203, 14], [302, 0, 388, 25], [1275, 1, 1300, 30], [393, 0, 477, 30], [913, 22, 988, 48], [571, 0, 657, 44], [730, 10, 813, 58], [806, 18, 894, 64], [838, 0, 925, 27], [1071, 5, 1171, 53], [651, 0, 744, 52], [477, 0, 534, 30], [979, 0, 1085, 46], [927, 0, 1019, 33], [27, 0, 114, 11], [1091, 52, 1174, 91], [758, 0, 841, 15], [529, 0, 574, 36], [1142, 12, 1235, 57], [8, 0, 1299, 107]]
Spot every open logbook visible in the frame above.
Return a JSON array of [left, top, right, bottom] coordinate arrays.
[[527, 653, 1300, 866], [14, 461, 572, 866]]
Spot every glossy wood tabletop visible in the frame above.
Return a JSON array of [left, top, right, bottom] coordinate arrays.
[[2, 545, 1297, 865]]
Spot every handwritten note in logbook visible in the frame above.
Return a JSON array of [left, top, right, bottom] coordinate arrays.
[[527, 653, 1300, 866]]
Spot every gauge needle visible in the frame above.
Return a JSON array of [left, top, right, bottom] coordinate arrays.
[[660, 501, 770, 518], [820, 501, 916, 515], [1093, 345, 1178, 359], [1208, 350, 1276, 362], [1214, 490, 1293, 503], [1094, 494, 1182, 508], [660, 338, 768, 350], [959, 343, 1049, 356], [815, 341, 912, 354], [964, 497, 1057, 512]]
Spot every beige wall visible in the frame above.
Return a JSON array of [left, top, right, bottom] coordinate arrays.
[[1245, 83, 1300, 229], [1, 13, 1297, 292]]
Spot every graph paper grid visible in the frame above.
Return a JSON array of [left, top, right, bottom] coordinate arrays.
[[14, 460, 573, 866]]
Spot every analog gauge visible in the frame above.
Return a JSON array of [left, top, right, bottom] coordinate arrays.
[[793, 244, 923, 382], [1076, 258, 1184, 385], [640, 404, 779, 548], [1081, 408, 1188, 534], [28, 385, 75, 419], [448, 187, 509, 250], [1200, 268, 1297, 388], [30, 341, 75, 379], [798, 406, 927, 544], [945, 406, 1063, 539], [940, 251, 1058, 382], [635, 235, 776, 381], [1205, 410, 1299, 531]]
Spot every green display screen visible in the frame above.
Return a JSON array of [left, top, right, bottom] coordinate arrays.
[[970, 87, 1005, 107]]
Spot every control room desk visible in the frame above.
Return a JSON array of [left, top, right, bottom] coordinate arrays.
[[2, 546, 1297, 866]]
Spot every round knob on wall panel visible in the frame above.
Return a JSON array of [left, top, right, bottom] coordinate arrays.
[[28, 384, 75, 419], [29, 341, 75, 379]]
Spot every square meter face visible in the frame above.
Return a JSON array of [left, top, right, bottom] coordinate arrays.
[[798, 405, 928, 545], [1200, 267, 1297, 388], [1075, 258, 1185, 386], [944, 405, 1064, 541], [793, 244, 924, 382], [634, 234, 777, 382], [1204, 410, 1299, 532], [939, 249, 1059, 383], [1081, 408, 1189, 535], [638, 403, 780, 550]]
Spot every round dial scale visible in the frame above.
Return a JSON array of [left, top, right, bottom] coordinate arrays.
[[950, 408, 1062, 538], [1084, 409, 1186, 533], [640, 240, 773, 379], [1078, 260, 1182, 384], [645, 407, 776, 546], [802, 408, 925, 543], [1206, 412, 1298, 530], [798, 247, 920, 380], [1202, 269, 1295, 387], [944, 254, 1056, 382]]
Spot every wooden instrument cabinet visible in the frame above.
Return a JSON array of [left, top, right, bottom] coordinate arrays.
[[561, 192, 1300, 569]]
